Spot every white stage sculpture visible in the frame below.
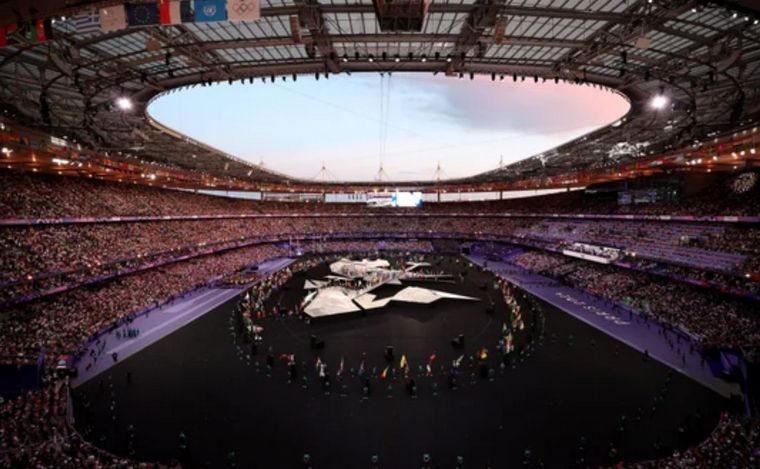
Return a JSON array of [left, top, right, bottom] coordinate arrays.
[[302, 258, 477, 319]]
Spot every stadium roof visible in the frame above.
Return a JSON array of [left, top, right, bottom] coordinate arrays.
[[1, 0, 760, 189]]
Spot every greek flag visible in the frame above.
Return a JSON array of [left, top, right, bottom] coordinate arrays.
[[72, 10, 101, 36]]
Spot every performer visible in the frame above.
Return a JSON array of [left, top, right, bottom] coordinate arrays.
[[288, 355, 297, 380], [406, 378, 417, 396]]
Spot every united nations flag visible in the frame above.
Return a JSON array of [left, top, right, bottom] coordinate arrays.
[[194, 0, 227, 22]]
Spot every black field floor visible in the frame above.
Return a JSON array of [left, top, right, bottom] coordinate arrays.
[[72, 256, 728, 468]]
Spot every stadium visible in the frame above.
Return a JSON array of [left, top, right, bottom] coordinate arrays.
[[1, 0, 759, 467]]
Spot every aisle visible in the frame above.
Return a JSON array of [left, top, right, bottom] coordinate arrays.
[[467, 255, 740, 398], [71, 257, 294, 387]]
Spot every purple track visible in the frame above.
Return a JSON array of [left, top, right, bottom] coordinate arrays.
[[467, 255, 739, 398], [71, 257, 294, 387]]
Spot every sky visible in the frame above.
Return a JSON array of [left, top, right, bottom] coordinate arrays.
[[148, 73, 630, 182]]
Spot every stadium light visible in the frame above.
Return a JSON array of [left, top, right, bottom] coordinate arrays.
[[650, 94, 669, 110], [115, 97, 133, 111]]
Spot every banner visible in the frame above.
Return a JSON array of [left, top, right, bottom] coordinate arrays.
[[2, 20, 53, 46], [228, 0, 260, 22], [73, 9, 101, 35], [100, 5, 128, 33], [126, 2, 161, 27], [160, 0, 195, 24], [289, 15, 301, 43], [194, 0, 227, 22]]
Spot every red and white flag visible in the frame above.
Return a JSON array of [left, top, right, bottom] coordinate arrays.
[[289, 15, 301, 43], [425, 352, 436, 376], [159, 0, 182, 24]]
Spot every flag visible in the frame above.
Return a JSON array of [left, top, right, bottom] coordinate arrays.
[[160, 0, 180, 24], [380, 365, 389, 379], [289, 15, 301, 43], [493, 16, 507, 44], [73, 10, 101, 35], [227, 0, 259, 21], [32, 19, 53, 42], [17, 20, 45, 43], [194, 0, 227, 22], [126, 2, 161, 27], [180, 0, 195, 21], [160, 0, 195, 24], [337, 357, 344, 376], [399, 354, 407, 370], [227, 0, 261, 21], [100, 5, 128, 32], [1, 20, 53, 47], [453, 354, 464, 368], [425, 352, 436, 376], [314, 356, 322, 372], [358, 360, 365, 376]]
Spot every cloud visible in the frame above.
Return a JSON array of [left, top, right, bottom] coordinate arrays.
[[149, 74, 629, 181], [397, 74, 629, 135]]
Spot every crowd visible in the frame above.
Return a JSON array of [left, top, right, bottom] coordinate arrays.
[[622, 413, 757, 468], [0, 168, 758, 468], [0, 244, 286, 360], [3, 217, 758, 307], [512, 251, 760, 348], [0, 377, 171, 468], [0, 215, 483, 304], [293, 239, 433, 254], [1, 238, 432, 362], [0, 242, 439, 468], [1, 170, 759, 220], [0, 171, 758, 308]]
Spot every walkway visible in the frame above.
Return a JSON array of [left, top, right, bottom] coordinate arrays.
[[467, 255, 741, 398], [71, 257, 294, 387]]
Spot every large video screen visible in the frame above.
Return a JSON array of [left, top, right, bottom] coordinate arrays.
[[391, 191, 423, 207]]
